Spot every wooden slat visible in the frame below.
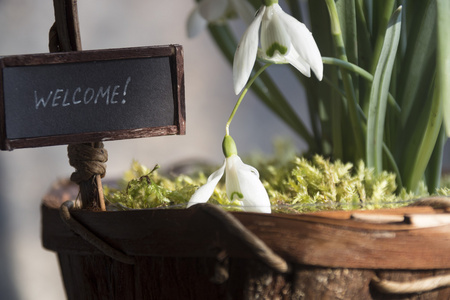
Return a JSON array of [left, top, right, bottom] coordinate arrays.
[[41, 199, 450, 269], [6, 125, 180, 149]]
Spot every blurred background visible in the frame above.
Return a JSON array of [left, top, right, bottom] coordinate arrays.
[[0, 1, 306, 299], [0, 1, 449, 299]]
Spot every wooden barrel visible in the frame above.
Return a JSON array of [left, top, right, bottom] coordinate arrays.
[[42, 180, 450, 299]]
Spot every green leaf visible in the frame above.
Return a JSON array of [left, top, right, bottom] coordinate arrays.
[[369, 0, 396, 74], [402, 78, 443, 191], [437, 0, 450, 136], [322, 57, 400, 114], [366, 6, 402, 174], [425, 125, 446, 193], [307, 0, 337, 156], [355, 0, 373, 72], [398, 0, 437, 129], [337, 0, 360, 130], [336, 0, 358, 66], [325, 0, 365, 162]]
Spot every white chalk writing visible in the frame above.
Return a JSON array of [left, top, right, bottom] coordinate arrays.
[[34, 76, 131, 109]]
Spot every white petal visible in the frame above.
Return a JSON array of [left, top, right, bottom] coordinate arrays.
[[187, 7, 208, 38], [198, 0, 229, 22], [229, 155, 271, 213], [229, 0, 256, 25], [233, 6, 265, 95], [276, 5, 323, 80], [187, 160, 226, 208], [260, 5, 291, 59], [225, 155, 241, 200], [284, 48, 311, 77]]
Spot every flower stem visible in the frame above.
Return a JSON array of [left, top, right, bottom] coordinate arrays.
[[226, 63, 273, 135], [208, 23, 316, 150]]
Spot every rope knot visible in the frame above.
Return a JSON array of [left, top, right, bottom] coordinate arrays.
[[68, 143, 108, 184]]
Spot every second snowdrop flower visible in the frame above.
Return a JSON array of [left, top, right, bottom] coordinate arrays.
[[233, 0, 323, 94]]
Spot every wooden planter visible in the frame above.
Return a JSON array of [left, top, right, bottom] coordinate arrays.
[[42, 180, 450, 299]]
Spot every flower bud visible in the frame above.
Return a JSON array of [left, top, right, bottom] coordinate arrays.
[[222, 135, 238, 158]]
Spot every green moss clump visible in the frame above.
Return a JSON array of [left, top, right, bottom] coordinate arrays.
[[105, 148, 444, 213], [104, 161, 240, 210], [261, 155, 427, 212]]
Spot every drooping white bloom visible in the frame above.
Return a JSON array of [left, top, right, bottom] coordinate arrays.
[[233, 3, 323, 94], [187, 155, 272, 213], [187, 136, 271, 213], [187, 0, 255, 38]]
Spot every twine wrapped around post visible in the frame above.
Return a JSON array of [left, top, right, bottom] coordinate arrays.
[[67, 143, 108, 210]]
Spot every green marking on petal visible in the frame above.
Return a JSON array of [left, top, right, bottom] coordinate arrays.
[[265, 42, 288, 57], [230, 191, 243, 200]]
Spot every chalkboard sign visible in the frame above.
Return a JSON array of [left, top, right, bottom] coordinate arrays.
[[0, 45, 185, 150]]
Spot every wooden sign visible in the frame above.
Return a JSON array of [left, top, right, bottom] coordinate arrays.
[[0, 45, 185, 150]]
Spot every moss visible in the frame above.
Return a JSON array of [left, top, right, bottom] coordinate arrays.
[[105, 146, 444, 213], [265, 156, 426, 212], [104, 160, 240, 210]]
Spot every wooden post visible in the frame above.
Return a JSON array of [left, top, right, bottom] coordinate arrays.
[[51, 0, 105, 210], [50, 0, 81, 52]]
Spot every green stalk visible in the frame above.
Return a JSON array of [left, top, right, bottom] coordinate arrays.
[[336, 0, 357, 65], [369, 0, 396, 74], [226, 64, 272, 135], [355, 0, 373, 66], [325, 0, 364, 162], [322, 74, 402, 188], [336, 0, 358, 100], [330, 72, 343, 160], [307, 0, 338, 156], [207, 23, 316, 150], [356, 0, 374, 115], [322, 57, 400, 114], [291, 71, 324, 154]]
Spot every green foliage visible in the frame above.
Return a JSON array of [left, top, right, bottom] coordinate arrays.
[[204, 0, 448, 194]]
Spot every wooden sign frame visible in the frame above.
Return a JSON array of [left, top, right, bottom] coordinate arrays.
[[0, 45, 185, 150]]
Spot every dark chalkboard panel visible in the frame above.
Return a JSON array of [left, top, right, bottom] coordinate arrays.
[[0, 45, 185, 150]]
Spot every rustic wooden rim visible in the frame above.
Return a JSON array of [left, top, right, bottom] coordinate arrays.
[[58, 200, 290, 273], [59, 200, 135, 265], [41, 195, 450, 270]]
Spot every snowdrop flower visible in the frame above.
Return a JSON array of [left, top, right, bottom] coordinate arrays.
[[233, 0, 323, 94], [187, 135, 271, 213], [187, 0, 255, 38]]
